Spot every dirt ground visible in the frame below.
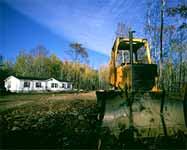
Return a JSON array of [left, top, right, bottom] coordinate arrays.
[[0, 92, 187, 149], [0, 92, 99, 149], [0, 92, 96, 111]]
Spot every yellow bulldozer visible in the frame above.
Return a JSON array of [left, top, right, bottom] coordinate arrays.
[[96, 31, 187, 147]]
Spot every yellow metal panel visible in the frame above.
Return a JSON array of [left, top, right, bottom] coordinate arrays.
[[109, 37, 153, 89], [113, 37, 120, 87], [144, 41, 152, 64]]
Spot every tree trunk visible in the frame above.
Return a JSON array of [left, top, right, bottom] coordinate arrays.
[[179, 33, 183, 90], [159, 0, 165, 88]]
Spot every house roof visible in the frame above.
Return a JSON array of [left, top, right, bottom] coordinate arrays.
[[6, 75, 72, 83], [15, 76, 49, 81]]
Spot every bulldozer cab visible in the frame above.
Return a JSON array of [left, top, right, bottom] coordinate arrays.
[[111, 37, 152, 65], [109, 36, 157, 91], [116, 40, 149, 66]]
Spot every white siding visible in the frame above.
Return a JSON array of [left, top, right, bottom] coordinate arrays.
[[19, 80, 32, 92], [61, 82, 72, 90], [32, 80, 46, 91], [19, 80, 46, 92], [4, 76, 73, 93], [4, 76, 20, 92], [61, 82, 67, 89], [46, 78, 62, 91], [67, 83, 73, 90]]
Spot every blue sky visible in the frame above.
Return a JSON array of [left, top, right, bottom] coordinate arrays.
[[0, 0, 183, 68], [1, 0, 147, 54]]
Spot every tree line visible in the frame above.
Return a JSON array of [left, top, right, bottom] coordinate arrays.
[[0, 44, 110, 91]]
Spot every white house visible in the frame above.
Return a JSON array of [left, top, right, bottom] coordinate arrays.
[[45, 78, 72, 91], [4, 76, 73, 93]]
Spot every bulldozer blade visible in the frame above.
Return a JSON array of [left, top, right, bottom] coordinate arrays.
[[96, 90, 187, 139]]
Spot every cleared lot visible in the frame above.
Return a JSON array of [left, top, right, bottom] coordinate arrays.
[[0, 92, 99, 149], [0, 92, 186, 149], [0, 92, 96, 111]]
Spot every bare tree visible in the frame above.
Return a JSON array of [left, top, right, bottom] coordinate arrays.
[[116, 22, 131, 38], [67, 43, 88, 63], [159, 0, 165, 88], [66, 43, 88, 90]]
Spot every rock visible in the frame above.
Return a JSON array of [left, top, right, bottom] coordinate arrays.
[[70, 111, 79, 116], [14, 115, 22, 119], [32, 124, 38, 128], [38, 118, 45, 123], [13, 121, 19, 125], [63, 137, 70, 146], [11, 126, 21, 131], [78, 115, 84, 120], [6, 116, 12, 121], [74, 128, 79, 133], [46, 111, 54, 115]]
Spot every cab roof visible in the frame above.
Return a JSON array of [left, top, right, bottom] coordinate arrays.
[[113, 37, 148, 51]]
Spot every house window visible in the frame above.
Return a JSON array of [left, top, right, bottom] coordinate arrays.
[[55, 83, 58, 88], [62, 83, 65, 88], [36, 82, 42, 88], [51, 83, 58, 88], [51, 83, 55, 88], [7, 81, 11, 88], [67, 83, 71, 88], [24, 81, 30, 88]]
